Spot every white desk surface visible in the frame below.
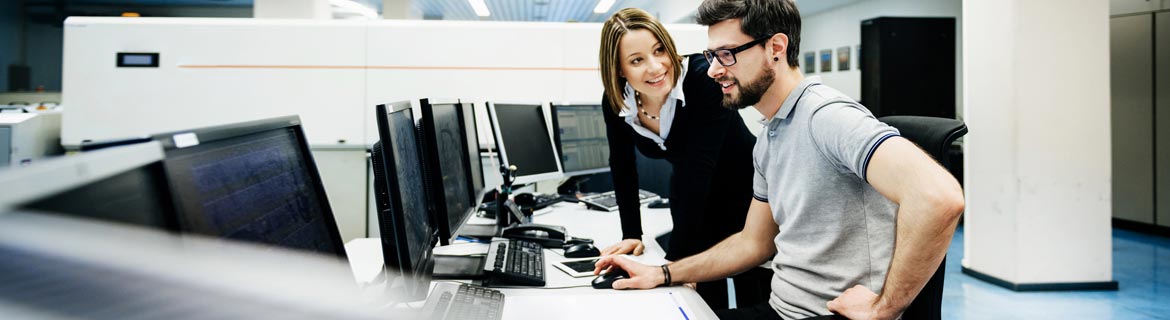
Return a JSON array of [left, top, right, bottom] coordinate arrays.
[[345, 200, 718, 320]]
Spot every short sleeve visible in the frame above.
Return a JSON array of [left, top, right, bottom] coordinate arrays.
[[752, 158, 769, 202], [808, 102, 900, 181]]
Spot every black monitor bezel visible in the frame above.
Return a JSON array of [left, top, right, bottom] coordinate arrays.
[[457, 100, 486, 205], [485, 101, 565, 185], [372, 102, 435, 301], [418, 99, 481, 246], [149, 115, 348, 260]]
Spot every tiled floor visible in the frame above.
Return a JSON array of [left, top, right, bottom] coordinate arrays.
[[942, 226, 1170, 319]]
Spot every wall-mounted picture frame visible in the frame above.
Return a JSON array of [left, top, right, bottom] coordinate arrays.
[[837, 46, 851, 71], [819, 49, 833, 72], [804, 52, 815, 73]]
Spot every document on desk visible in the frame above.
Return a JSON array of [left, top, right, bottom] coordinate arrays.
[[503, 291, 697, 320]]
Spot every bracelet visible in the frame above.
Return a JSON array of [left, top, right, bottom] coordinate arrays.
[[661, 264, 672, 287]]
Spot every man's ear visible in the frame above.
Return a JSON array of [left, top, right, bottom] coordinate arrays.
[[770, 33, 789, 64]]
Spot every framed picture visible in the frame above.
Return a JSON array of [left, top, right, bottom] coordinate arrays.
[[837, 46, 851, 71], [804, 52, 815, 73], [819, 49, 833, 72]]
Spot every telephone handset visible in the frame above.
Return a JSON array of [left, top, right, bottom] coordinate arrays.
[[501, 223, 566, 247]]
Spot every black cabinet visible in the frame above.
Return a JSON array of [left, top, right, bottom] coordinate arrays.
[[860, 17, 956, 119]]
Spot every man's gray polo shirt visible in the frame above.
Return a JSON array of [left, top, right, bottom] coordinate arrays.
[[753, 76, 900, 319]]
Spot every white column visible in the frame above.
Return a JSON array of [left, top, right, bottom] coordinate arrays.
[[961, 0, 1116, 290], [254, 0, 331, 19]]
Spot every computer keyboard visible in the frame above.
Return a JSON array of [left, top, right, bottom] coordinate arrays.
[[579, 189, 661, 212], [430, 284, 504, 320], [530, 193, 563, 210], [483, 237, 545, 286]]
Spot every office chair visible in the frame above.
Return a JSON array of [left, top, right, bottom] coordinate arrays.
[[878, 115, 967, 320]]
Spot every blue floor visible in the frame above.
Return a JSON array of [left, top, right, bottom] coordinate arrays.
[[942, 226, 1170, 319]]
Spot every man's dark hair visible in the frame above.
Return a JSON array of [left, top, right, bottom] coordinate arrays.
[[696, 0, 802, 68]]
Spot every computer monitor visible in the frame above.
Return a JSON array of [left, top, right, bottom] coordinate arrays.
[[486, 102, 564, 185], [0, 141, 178, 230], [150, 116, 347, 260], [370, 101, 434, 301], [550, 103, 610, 177], [457, 100, 486, 200], [418, 98, 483, 246]]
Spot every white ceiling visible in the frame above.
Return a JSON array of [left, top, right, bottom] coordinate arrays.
[[409, 0, 867, 22], [28, 0, 869, 22]]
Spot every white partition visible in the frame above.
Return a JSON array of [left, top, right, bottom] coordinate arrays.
[[62, 17, 708, 148], [62, 17, 368, 147]]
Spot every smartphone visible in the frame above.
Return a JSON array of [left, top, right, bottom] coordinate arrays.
[[552, 257, 601, 278]]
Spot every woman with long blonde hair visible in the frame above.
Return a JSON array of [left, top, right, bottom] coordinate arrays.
[[594, 8, 768, 309]]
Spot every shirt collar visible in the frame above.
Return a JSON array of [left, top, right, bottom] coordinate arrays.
[[760, 76, 821, 129], [618, 58, 689, 117]]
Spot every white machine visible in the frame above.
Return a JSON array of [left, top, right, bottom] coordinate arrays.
[[0, 112, 62, 168]]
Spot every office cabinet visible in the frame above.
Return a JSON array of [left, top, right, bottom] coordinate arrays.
[[860, 17, 956, 119], [1157, 12, 1170, 227], [1110, 14, 1155, 224], [1111, 0, 1160, 15]]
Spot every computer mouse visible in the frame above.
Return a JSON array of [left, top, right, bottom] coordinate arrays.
[[564, 243, 600, 258], [591, 268, 630, 289], [513, 193, 536, 207], [648, 198, 670, 209], [564, 237, 594, 246]]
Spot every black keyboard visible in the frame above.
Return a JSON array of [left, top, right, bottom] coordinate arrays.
[[431, 284, 504, 320], [530, 194, 563, 210], [482, 237, 545, 286], [579, 190, 660, 212]]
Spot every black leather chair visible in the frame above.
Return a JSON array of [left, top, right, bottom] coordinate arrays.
[[878, 116, 967, 320]]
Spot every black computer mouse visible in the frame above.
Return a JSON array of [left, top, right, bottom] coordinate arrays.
[[591, 268, 630, 289], [648, 198, 670, 209], [564, 243, 600, 258]]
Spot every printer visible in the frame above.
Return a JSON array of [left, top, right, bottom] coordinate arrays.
[[0, 112, 63, 168]]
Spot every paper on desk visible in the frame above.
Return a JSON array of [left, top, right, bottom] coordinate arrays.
[[431, 242, 489, 256], [502, 291, 696, 320]]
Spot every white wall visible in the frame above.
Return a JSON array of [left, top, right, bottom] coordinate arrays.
[[61, 18, 708, 148], [800, 0, 963, 117], [963, 0, 1113, 285]]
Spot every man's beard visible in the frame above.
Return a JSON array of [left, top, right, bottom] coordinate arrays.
[[719, 67, 775, 110]]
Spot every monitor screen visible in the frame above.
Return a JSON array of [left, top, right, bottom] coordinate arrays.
[[21, 161, 177, 230], [420, 100, 478, 245], [551, 104, 610, 176], [487, 102, 563, 185], [0, 141, 177, 230], [152, 116, 347, 259], [371, 102, 434, 301], [459, 101, 485, 200]]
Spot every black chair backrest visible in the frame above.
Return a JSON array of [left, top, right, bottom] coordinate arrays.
[[879, 116, 967, 168], [877, 115, 967, 320]]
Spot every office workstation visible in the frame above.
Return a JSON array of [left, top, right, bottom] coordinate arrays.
[[3, 0, 1170, 319]]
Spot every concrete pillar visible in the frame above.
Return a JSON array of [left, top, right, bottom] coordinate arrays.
[[961, 0, 1117, 290], [254, 0, 331, 19]]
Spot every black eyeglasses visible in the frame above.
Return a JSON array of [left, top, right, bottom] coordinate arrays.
[[703, 37, 770, 67]]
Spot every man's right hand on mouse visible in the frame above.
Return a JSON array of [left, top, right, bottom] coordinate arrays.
[[592, 255, 664, 290]]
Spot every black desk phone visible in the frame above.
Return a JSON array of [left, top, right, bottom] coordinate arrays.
[[501, 223, 566, 247]]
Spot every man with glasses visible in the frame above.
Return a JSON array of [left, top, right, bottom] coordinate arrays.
[[592, 0, 965, 319]]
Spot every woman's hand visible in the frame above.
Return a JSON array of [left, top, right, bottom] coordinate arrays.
[[601, 239, 645, 256]]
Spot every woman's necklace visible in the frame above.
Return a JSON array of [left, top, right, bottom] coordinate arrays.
[[635, 91, 660, 121]]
